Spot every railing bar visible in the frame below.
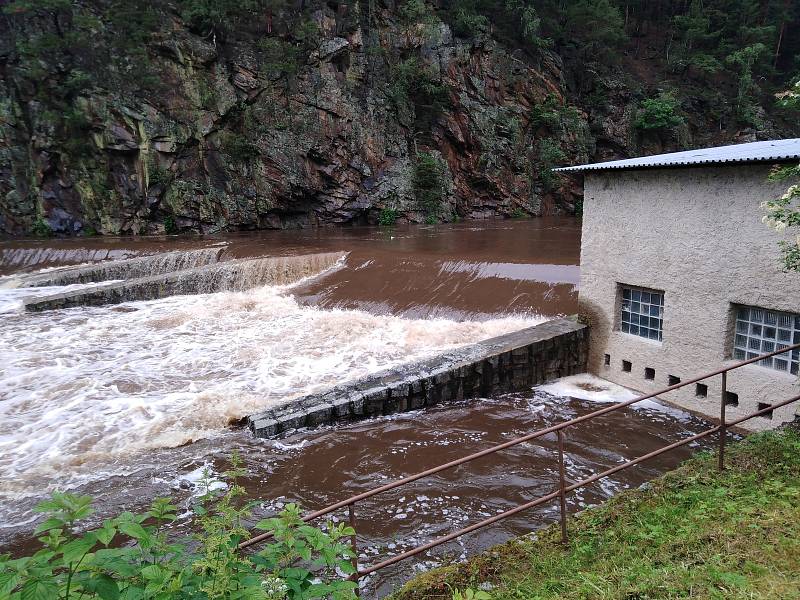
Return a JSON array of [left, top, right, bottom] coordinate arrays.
[[726, 393, 800, 427], [565, 425, 720, 493], [241, 344, 800, 550], [358, 425, 722, 576], [356, 489, 563, 576]]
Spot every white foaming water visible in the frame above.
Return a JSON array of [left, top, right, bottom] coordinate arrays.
[[535, 374, 690, 417], [0, 282, 119, 314], [0, 282, 542, 499]]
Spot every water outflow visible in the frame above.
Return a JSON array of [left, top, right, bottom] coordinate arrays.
[[24, 252, 348, 311], [0, 281, 540, 501], [3, 247, 224, 288]]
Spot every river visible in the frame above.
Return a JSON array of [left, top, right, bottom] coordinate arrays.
[[0, 218, 712, 596]]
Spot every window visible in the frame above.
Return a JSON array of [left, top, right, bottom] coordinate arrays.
[[695, 383, 708, 398], [644, 367, 655, 380], [620, 286, 664, 341], [622, 360, 632, 372], [733, 306, 799, 375]]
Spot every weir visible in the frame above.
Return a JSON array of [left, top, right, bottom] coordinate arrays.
[[4, 247, 224, 288], [23, 251, 346, 311], [248, 317, 588, 437]]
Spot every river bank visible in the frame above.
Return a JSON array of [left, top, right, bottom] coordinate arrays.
[[391, 428, 800, 599]]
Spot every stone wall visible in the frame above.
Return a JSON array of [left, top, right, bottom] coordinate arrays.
[[248, 318, 588, 438]]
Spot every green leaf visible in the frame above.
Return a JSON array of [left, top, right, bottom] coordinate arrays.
[[33, 518, 64, 535], [118, 522, 148, 540], [83, 574, 120, 600], [20, 579, 58, 600], [140, 564, 164, 581], [0, 572, 20, 596], [61, 536, 96, 564]]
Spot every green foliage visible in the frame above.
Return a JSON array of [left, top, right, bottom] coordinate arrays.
[[450, 588, 491, 600], [221, 133, 259, 164], [378, 208, 399, 226], [179, 0, 269, 38], [727, 43, 768, 125], [558, 0, 626, 59], [449, 7, 489, 38], [413, 152, 447, 221], [536, 138, 566, 190], [0, 455, 357, 600], [387, 58, 448, 132], [30, 216, 52, 238], [393, 429, 800, 600], [634, 92, 685, 131], [163, 214, 178, 234], [763, 163, 800, 271]]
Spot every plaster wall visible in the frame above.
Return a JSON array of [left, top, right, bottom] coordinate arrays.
[[579, 164, 800, 430]]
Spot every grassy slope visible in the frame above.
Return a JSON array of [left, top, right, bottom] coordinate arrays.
[[392, 429, 800, 600]]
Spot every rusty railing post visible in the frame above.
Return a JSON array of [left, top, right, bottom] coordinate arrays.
[[556, 428, 568, 545], [718, 372, 727, 471], [347, 502, 360, 597]]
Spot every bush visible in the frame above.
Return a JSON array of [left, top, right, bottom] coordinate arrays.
[[0, 456, 357, 600], [413, 152, 447, 222], [378, 208, 398, 226], [30, 216, 52, 238], [537, 138, 566, 190], [634, 93, 685, 131], [163, 214, 178, 234]]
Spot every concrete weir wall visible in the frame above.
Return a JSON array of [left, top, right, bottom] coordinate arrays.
[[8, 247, 224, 288], [24, 251, 345, 311], [248, 318, 588, 438]]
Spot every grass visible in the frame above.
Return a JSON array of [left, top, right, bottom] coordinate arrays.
[[391, 428, 800, 600]]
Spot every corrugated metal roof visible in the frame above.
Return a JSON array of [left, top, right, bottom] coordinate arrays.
[[553, 138, 800, 173]]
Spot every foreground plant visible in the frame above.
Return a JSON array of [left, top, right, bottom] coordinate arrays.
[[0, 455, 357, 600]]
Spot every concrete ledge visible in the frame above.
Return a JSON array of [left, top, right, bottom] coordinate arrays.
[[9, 247, 224, 288], [248, 317, 589, 438], [24, 251, 346, 311]]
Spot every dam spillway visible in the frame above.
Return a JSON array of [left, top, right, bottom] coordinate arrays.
[[23, 251, 347, 311], [5, 247, 225, 288]]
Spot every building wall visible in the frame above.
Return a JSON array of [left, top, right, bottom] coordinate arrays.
[[579, 164, 800, 430]]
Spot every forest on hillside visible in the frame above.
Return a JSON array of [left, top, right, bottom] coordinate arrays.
[[0, 0, 798, 235]]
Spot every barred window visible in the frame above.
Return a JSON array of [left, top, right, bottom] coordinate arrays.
[[620, 286, 664, 342], [733, 306, 800, 375]]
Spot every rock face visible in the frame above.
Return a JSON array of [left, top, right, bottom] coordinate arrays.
[[0, 2, 796, 237]]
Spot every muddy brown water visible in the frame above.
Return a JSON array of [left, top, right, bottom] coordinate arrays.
[[0, 219, 714, 597]]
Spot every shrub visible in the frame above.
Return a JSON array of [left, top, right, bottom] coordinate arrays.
[[30, 216, 52, 238], [413, 152, 447, 222], [0, 456, 357, 600], [537, 138, 566, 190], [378, 208, 398, 226], [222, 133, 259, 164], [163, 214, 178, 234], [634, 93, 685, 131]]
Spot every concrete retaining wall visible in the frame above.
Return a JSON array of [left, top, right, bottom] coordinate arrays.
[[24, 251, 345, 311], [8, 247, 224, 288], [248, 318, 588, 437]]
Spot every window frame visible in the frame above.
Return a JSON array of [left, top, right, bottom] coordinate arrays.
[[731, 305, 800, 376], [618, 284, 665, 343]]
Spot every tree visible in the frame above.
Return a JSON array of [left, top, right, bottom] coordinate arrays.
[[762, 81, 800, 271]]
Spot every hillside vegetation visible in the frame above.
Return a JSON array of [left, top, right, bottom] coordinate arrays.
[[0, 0, 798, 235]]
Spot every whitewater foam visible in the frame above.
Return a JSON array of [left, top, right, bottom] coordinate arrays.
[[0, 282, 542, 499]]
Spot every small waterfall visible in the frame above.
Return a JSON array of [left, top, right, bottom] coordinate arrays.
[[24, 252, 347, 311], [186, 252, 348, 294], [8, 248, 225, 288]]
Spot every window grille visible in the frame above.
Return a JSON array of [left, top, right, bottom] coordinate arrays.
[[621, 286, 664, 342], [733, 306, 800, 375]]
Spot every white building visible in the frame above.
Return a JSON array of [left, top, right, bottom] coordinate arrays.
[[556, 139, 800, 429]]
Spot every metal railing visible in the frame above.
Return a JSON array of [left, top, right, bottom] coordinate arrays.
[[240, 341, 800, 591]]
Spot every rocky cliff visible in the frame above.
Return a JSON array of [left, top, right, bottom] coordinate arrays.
[[0, 0, 797, 236]]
